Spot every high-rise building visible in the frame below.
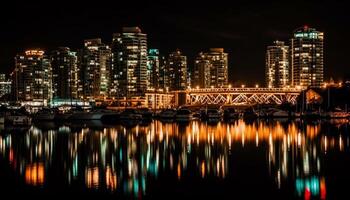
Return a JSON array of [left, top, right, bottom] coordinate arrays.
[[168, 49, 187, 91], [0, 74, 11, 98], [78, 39, 112, 100], [290, 26, 324, 88], [265, 41, 289, 88], [147, 49, 160, 89], [12, 50, 52, 104], [50, 47, 78, 99], [112, 27, 147, 97], [192, 48, 228, 88], [159, 55, 169, 90]]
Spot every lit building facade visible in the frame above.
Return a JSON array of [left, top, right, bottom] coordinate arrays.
[[147, 49, 160, 89], [290, 26, 324, 88], [0, 74, 11, 98], [50, 47, 78, 100], [112, 27, 147, 97], [168, 49, 187, 91], [12, 50, 52, 104], [265, 41, 289, 88], [159, 56, 169, 90], [192, 48, 228, 88], [78, 39, 111, 100]]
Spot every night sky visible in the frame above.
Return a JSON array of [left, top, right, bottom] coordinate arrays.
[[1, 1, 349, 85]]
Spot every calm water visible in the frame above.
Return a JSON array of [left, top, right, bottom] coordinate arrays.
[[0, 119, 349, 199]]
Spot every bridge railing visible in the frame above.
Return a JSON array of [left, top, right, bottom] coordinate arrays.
[[186, 87, 302, 93]]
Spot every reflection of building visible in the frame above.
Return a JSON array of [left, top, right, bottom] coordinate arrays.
[[268, 123, 327, 199], [168, 49, 187, 91], [290, 26, 324, 88], [266, 41, 289, 88], [78, 39, 112, 100], [112, 27, 148, 97], [12, 50, 52, 105], [0, 74, 11, 98], [193, 48, 228, 88], [50, 47, 78, 99], [2, 120, 347, 198]]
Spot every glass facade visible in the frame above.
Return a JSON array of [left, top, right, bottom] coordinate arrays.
[[78, 39, 112, 100], [266, 41, 289, 88], [13, 50, 52, 104], [192, 48, 228, 88], [168, 49, 187, 91], [290, 26, 324, 88], [50, 47, 78, 100], [112, 27, 148, 98]]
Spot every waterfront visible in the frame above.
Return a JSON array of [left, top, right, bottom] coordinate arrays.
[[0, 119, 349, 199]]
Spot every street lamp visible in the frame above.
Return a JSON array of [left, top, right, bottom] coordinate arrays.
[[255, 84, 259, 88], [228, 84, 232, 89], [196, 85, 199, 90], [241, 84, 245, 88]]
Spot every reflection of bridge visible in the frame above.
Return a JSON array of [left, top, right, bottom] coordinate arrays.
[[145, 87, 301, 108]]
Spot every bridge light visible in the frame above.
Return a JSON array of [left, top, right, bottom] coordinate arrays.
[[196, 86, 199, 89], [228, 84, 232, 88], [255, 84, 259, 88], [268, 85, 272, 88], [241, 84, 245, 88], [211, 86, 214, 89]]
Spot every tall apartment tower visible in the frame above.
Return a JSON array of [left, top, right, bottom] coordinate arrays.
[[290, 26, 324, 88], [12, 50, 52, 105], [168, 49, 187, 91], [111, 27, 148, 97], [265, 41, 289, 88], [50, 47, 78, 99], [78, 39, 111, 100], [193, 48, 228, 88]]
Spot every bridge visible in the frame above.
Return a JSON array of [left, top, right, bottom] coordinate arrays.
[[146, 87, 302, 108], [186, 87, 301, 106]]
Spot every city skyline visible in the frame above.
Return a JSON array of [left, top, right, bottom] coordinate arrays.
[[1, 2, 349, 85]]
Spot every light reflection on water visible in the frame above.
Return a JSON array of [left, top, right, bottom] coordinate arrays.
[[0, 119, 349, 199]]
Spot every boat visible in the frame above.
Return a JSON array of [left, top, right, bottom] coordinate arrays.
[[119, 109, 142, 120], [33, 108, 55, 121], [138, 108, 153, 119], [267, 108, 289, 118], [302, 110, 321, 119], [223, 107, 239, 120], [69, 108, 116, 120], [175, 109, 193, 122], [323, 108, 349, 119], [243, 107, 258, 120], [159, 109, 177, 119], [54, 111, 73, 121], [204, 109, 222, 121], [6, 115, 32, 126]]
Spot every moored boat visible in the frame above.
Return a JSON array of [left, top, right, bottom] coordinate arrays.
[[119, 109, 142, 120], [159, 109, 177, 119], [175, 109, 193, 122]]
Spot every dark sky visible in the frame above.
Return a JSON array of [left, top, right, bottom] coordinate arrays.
[[1, 1, 349, 85]]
